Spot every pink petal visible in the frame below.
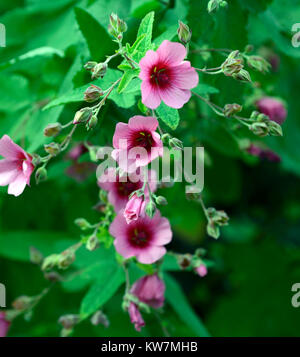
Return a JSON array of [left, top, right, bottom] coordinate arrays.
[[0, 159, 19, 186], [172, 62, 199, 89], [128, 116, 158, 132], [0, 135, 26, 160], [156, 40, 187, 66], [153, 217, 172, 245], [141, 81, 161, 109], [139, 50, 159, 77], [136, 245, 167, 264], [7, 173, 27, 196], [159, 86, 191, 109], [113, 122, 132, 149]]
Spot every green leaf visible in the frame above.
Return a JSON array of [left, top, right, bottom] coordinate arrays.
[[74, 7, 112, 61], [156, 102, 180, 130], [117, 68, 140, 94], [193, 83, 219, 96], [164, 273, 210, 337], [80, 265, 125, 318], [132, 11, 155, 61]]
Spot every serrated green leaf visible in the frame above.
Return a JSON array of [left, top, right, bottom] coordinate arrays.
[[156, 102, 180, 130], [132, 11, 155, 61], [193, 83, 220, 96], [117, 68, 140, 94]]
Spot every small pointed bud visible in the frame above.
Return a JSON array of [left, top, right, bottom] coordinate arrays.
[[195, 248, 207, 257], [73, 107, 93, 125], [250, 110, 260, 119], [185, 188, 201, 201], [43, 122, 62, 137], [35, 166, 47, 184], [208, 0, 227, 13], [57, 250, 75, 270], [195, 264, 208, 277], [244, 44, 254, 53], [86, 235, 100, 251], [169, 137, 184, 150], [109, 13, 127, 35], [84, 85, 103, 103], [90, 311, 110, 328], [86, 115, 98, 130], [247, 55, 271, 73], [29, 246, 44, 265], [178, 254, 192, 269], [155, 196, 168, 206], [99, 189, 108, 203], [74, 218, 91, 230], [232, 69, 251, 82], [60, 328, 73, 337], [268, 121, 283, 136], [221, 51, 244, 76], [58, 314, 80, 329], [91, 62, 107, 80], [250, 122, 269, 137], [41, 254, 60, 271], [207, 207, 229, 226], [84, 61, 97, 71], [44, 142, 60, 156], [12, 296, 33, 310], [44, 271, 62, 282], [31, 154, 41, 166], [177, 21, 192, 45], [145, 201, 156, 218], [207, 221, 220, 239], [224, 103, 242, 117]]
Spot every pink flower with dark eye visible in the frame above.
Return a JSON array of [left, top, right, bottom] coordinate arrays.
[[130, 274, 165, 309], [128, 302, 145, 332], [111, 116, 163, 172], [0, 135, 34, 196], [0, 312, 11, 337], [256, 97, 287, 125], [247, 144, 281, 163], [65, 162, 97, 182], [66, 143, 88, 161], [139, 40, 199, 109], [195, 264, 207, 278], [98, 168, 156, 212], [124, 194, 145, 224], [109, 211, 172, 264]]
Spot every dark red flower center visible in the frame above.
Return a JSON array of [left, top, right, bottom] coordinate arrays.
[[131, 131, 154, 152], [128, 225, 152, 248], [150, 65, 171, 88], [116, 180, 142, 198]]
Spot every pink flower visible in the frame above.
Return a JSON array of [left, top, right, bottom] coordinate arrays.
[[130, 274, 165, 309], [0, 312, 11, 337], [256, 97, 287, 125], [112, 116, 163, 172], [195, 264, 207, 277], [66, 143, 88, 161], [139, 40, 198, 109], [124, 194, 145, 224], [98, 168, 156, 212], [247, 144, 280, 163], [0, 135, 34, 196], [109, 210, 172, 264], [65, 162, 97, 182], [128, 302, 145, 332]]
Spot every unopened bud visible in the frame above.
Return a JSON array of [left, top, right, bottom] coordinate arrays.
[[35, 166, 47, 184], [73, 107, 93, 124], [208, 0, 227, 13], [247, 55, 270, 73], [169, 137, 183, 150], [250, 122, 269, 137], [86, 235, 100, 251], [155, 196, 168, 206], [57, 250, 75, 270], [12, 296, 33, 310], [177, 21, 192, 45], [244, 44, 254, 53], [29, 246, 44, 265], [84, 85, 103, 103], [268, 121, 283, 136], [224, 103, 242, 117], [207, 221, 220, 239], [90, 311, 110, 328], [207, 208, 229, 226], [161, 133, 171, 144], [44, 142, 60, 156], [91, 62, 107, 80], [86, 115, 98, 130], [58, 314, 80, 329], [42, 254, 60, 271], [178, 254, 192, 269], [99, 189, 108, 203], [44, 122, 62, 137], [84, 61, 97, 71], [75, 218, 91, 230], [221, 51, 244, 76], [44, 271, 62, 282], [232, 69, 251, 82], [109, 13, 127, 36], [145, 201, 156, 218]]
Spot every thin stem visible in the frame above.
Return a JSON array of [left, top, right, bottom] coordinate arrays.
[[154, 311, 170, 337], [199, 195, 210, 222], [191, 48, 232, 54], [123, 263, 131, 294]]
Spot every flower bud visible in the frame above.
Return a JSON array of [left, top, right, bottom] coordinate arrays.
[[29, 246, 44, 265], [268, 121, 283, 136], [43, 122, 62, 137], [155, 196, 168, 206], [73, 107, 93, 124], [44, 142, 60, 156], [90, 311, 110, 328], [12, 296, 33, 310], [247, 55, 270, 73], [169, 137, 183, 150], [145, 201, 156, 218], [86, 115, 98, 130], [91, 62, 107, 80], [195, 264, 208, 277], [57, 250, 75, 270], [84, 61, 97, 71], [35, 166, 47, 184], [232, 69, 251, 82], [177, 21, 192, 45], [224, 103, 242, 117], [41, 254, 60, 271], [207, 221, 220, 239], [161, 133, 171, 144], [86, 235, 100, 251], [178, 254, 192, 269], [244, 44, 254, 53], [31, 154, 41, 166], [44, 271, 62, 282], [58, 314, 80, 329], [74, 218, 91, 230], [208, 0, 227, 13], [221, 51, 244, 76], [109, 13, 127, 36], [207, 207, 229, 226], [84, 85, 103, 103], [250, 122, 269, 137]]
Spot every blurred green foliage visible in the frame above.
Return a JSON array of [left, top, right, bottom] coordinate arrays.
[[0, 0, 300, 337]]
